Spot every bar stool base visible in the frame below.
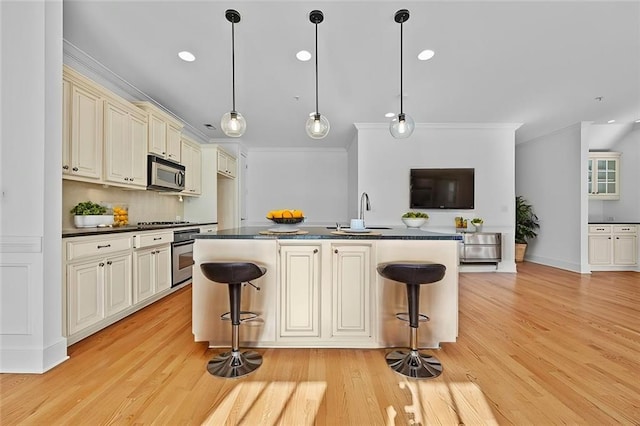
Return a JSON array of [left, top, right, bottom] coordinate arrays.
[[386, 349, 442, 379], [207, 349, 262, 378]]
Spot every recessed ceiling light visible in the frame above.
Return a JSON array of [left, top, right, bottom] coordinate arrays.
[[418, 49, 435, 61], [296, 50, 311, 61], [607, 119, 616, 124], [178, 51, 195, 62], [385, 112, 395, 118]]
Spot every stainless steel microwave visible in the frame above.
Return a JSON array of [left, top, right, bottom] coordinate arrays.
[[147, 155, 185, 191]]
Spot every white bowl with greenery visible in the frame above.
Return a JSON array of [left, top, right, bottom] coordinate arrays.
[[401, 212, 429, 228]]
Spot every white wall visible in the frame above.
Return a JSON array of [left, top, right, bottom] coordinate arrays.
[[355, 123, 519, 270], [516, 123, 589, 273], [602, 125, 640, 221], [246, 148, 348, 225], [1, 0, 67, 372]]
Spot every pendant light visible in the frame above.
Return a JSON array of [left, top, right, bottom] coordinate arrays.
[[390, 9, 415, 139], [305, 10, 330, 139], [220, 9, 246, 137]]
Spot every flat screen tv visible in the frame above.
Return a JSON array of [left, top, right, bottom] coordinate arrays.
[[410, 168, 475, 209]]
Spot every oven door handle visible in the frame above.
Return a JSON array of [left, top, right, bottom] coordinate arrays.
[[172, 240, 194, 248]]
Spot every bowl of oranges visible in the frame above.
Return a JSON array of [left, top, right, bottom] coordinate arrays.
[[266, 209, 305, 231]]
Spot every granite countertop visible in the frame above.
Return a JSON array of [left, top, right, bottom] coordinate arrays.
[[62, 222, 218, 238], [194, 226, 463, 241], [588, 221, 640, 225]]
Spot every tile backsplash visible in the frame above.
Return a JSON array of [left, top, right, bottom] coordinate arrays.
[[63, 180, 184, 228]]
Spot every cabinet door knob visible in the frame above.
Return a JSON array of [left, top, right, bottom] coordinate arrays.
[[72, 167, 78, 172], [99, 262, 105, 267], [334, 249, 338, 254], [62, 165, 69, 170], [107, 261, 112, 265]]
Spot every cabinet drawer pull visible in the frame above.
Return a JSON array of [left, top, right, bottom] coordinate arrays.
[[97, 244, 111, 249], [621, 228, 630, 231], [596, 228, 605, 231], [153, 237, 162, 240]]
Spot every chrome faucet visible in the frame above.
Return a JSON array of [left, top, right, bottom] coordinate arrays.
[[359, 192, 371, 223]]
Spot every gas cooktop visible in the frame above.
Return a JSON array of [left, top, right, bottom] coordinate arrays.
[[136, 221, 194, 229]]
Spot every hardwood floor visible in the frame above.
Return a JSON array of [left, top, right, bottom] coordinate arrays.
[[1, 263, 638, 425]]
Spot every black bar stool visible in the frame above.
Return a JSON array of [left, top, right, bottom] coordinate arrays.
[[200, 262, 266, 378], [377, 261, 446, 379]]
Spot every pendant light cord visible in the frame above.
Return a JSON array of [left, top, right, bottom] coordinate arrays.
[[315, 22, 319, 116], [399, 20, 404, 115], [231, 21, 236, 112]]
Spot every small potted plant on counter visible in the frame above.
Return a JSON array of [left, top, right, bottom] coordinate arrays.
[[515, 195, 540, 262], [70, 201, 113, 228], [471, 217, 484, 232]]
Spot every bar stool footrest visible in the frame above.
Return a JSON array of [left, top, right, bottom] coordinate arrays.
[[395, 312, 429, 323], [220, 311, 260, 322]]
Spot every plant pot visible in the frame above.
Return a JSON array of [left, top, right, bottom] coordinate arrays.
[[473, 224, 483, 232], [515, 243, 527, 262], [74, 215, 114, 228]]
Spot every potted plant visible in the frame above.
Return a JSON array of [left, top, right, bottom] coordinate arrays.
[[70, 201, 113, 228], [515, 195, 540, 262], [470, 217, 484, 232]]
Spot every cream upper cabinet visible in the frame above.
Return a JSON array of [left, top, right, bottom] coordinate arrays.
[[134, 101, 183, 162], [181, 136, 202, 196], [588, 152, 620, 200], [167, 125, 182, 163], [104, 97, 148, 189], [217, 149, 237, 178], [62, 66, 103, 181]]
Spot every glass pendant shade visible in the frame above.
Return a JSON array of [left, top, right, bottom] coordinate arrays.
[[305, 113, 330, 139], [221, 111, 246, 138], [389, 113, 415, 139]]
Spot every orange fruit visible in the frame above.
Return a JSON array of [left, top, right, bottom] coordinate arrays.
[[266, 211, 274, 219], [292, 210, 303, 218], [282, 210, 293, 218]]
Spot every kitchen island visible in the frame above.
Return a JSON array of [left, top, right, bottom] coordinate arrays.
[[192, 226, 462, 349]]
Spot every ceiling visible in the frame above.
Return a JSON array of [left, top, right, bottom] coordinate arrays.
[[63, 0, 640, 149]]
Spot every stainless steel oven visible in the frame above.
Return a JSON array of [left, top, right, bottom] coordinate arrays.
[[172, 227, 200, 287]]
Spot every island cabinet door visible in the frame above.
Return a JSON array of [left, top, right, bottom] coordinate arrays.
[[279, 244, 321, 337], [331, 244, 372, 338]]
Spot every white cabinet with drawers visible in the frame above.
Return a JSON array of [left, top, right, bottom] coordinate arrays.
[[588, 224, 638, 270], [65, 234, 133, 337]]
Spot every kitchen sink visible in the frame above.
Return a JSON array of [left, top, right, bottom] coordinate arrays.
[[326, 226, 391, 230]]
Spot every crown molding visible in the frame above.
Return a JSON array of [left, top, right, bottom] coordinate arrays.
[[63, 40, 209, 143]]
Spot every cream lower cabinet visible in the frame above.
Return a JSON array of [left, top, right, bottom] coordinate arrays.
[[278, 242, 374, 343], [589, 224, 638, 270], [65, 234, 133, 336], [133, 246, 171, 303], [331, 244, 372, 338], [278, 244, 321, 338]]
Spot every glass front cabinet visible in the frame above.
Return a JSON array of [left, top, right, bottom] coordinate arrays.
[[588, 152, 620, 200]]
